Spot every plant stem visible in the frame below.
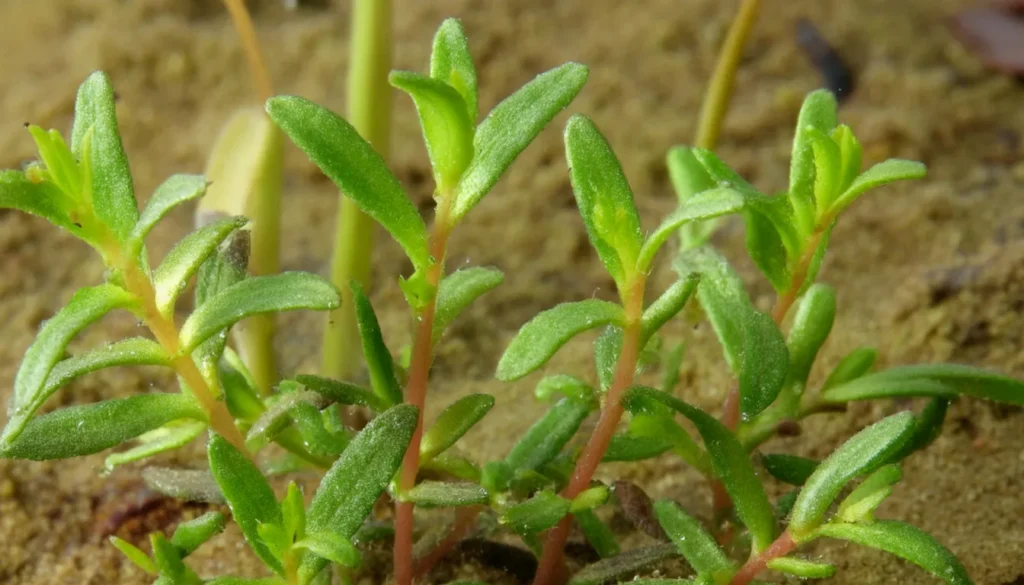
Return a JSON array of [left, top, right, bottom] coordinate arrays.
[[532, 278, 647, 585], [694, 0, 760, 150], [321, 0, 394, 384], [394, 216, 452, 585], [729, 530, 797, 585], [413, 505, 482, 579], [770, 227, 827, 324], [221, 0, 274, 102]]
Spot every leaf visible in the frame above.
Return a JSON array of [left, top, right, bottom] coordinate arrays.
[[153, 216, 248, 316], [766, 557, 835, 578], [622, 387, 776, 551], [179, 273, 340, 353], [245, 390, 326, 451], [171, 511, 226, 557], [570, 485, 610, 513], [654, 500, 731, 575], [888, 398, 950, 462], [453, 62, 588, 220], [206, 578, 282, 585], [816, 521, 971, 585], [391, 71, 474, 192], [1, 394, 204, 461], [836, 463, 902, 523], [126, 174, 207, 259], [788, 90, 838, 235], [667, 146, 721, 250], [421, 393, 495, 460], [821, 364, 1024, 405], [679, 249, 788, 419], [281, 482, 306, 545], [761, 454, 819, 487], [433, 267, 504, 342], [832, 124, 862, 194], [601, 433, 673, 462], [70, 71, 139, 242], [786, 284, 836, 387], [142, 467, 225, 504], [105, 419, 206, 471], [535, 375, 597, 407], [564, 114, 643, 287], [821, 347, 877, 390], [742, 200, 794, 293], [151, 533, 196, 584], [636, 188, 744, 272], [567, 544, 679, 585], [266, 96, 429, 269], [641, 273, 700, 344], [0, 170, 75, 231], [208, 434, 284, 573], [193, 230, 250, 388], [594, 326, 622, 391], [630, 414, 711, 474], [805, 127, 842, 216], [294, 532, 361, 568], [422, 452, 481, 483], [220, 349, 265, 421], [505, 397, 591, 472], [789, 412, 915, 537], [294, 375, 388, 412], [501, 490, 570, 534], [110, 536, 157, 574], [575, 509, 620, 558], [350, 282, 402, 406], [430, 18, 477, 122], [834, 159, 927, 211], [496, 299, 625, 381], [3, 337, 169, 447], [402, 481, 489, 508]]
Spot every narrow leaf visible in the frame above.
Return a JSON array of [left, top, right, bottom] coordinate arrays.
[[641, 273, 700, 344], [821, 347, 877, 390], [171, 511, 226, 557], [761, 454, 819, 487], [294, 532, 361, 568], [832, 124, 862, 193], [434, 267, 504, 342], [351, 282, 402, 406], [403, 480, 489, 508], [430, 18, 478, 122], [110, 536, 157, 574], [889, 398, 950, 462], [837, 463, 902, 522], [788, 90, 838, 235], [575, 509, 620, 558], [816, 521, 971, 585], [294, 375, 388, 412], [567, 544, 679, 585], [505, 397, 591, 472], [594, 326, 622, 391], [105, 419, 206, 471], [535, 375, 597, 406], [667, 146, 720, 250], [245, 390, 327, 451], [496, 299, 625, 381], [179, 273, 340, 352], [786, 284, 836, 387], [2, 394, 204, 461], [654, 500, 732, 574], [636, 188, 744, 272], [266, 96, 429, 270], [602, 433, 673, 462], [789, 412, 915, 536], [142, 467, 225, 504], [421, 394, 495, 460], [767, 557, 835, 578], [822, 364, 1024, 405], [501, 490, 570, 534], [835, 159, 927, 210], [150, 533, 192, 582], [805, 126, 842, 215], [564, 114, 643, 287], [454, 62, 589, 220], [0, 170, 74, 231], [153, 216, 248, 316], [127, 174, 207, 258], [570, 485, 610, 513]]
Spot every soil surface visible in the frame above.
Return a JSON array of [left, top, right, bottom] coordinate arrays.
[[1, 0, 1023, 584]]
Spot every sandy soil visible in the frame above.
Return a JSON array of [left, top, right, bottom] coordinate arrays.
[[0, 0, 1022, 583]]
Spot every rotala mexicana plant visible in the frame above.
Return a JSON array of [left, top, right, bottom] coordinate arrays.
[[2, 17, 1023, 585]]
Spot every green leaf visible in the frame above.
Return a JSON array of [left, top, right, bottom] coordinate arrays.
[[622, 387, 776, 551], [179, 273, 340, 353], [206, 578, 282, 585], [832, 124, 862, 194], [766, 557, 835, 578], [433, 267, 504, 342], [654, 500, 731, 575], [192, 229, 250, 386], [788, 90, 838, 235], [816, 521, 971, 585], [2, 394, 204, 461], [151, 532, 198, 584], [208, 433, 284, 573], [153, 216, 248, 316], [220, 349, 265, 421], [505, 397, 591, 472], [110, 536, 157, 574], [171, 511, 226, 557], [594, 326, 622, 391], [497, 299, 624, 381], [564, 114, 643, 287], [126, 174, 207, 259], [142, 467, 225, 504], [350, 282, 402, 406], [266, 96, 429, 270], [570, 485, 610, 513], [535, 375, 597, 407], [430, 18, 477, 122], [786, 284, 836, 387], [837, 463, 902, 523], [453, 62, 588, 220], [4, 284, 138, 446], [789, 412, 915, 537], [4, 337, 169, 447], [294, 375, 388, 413], [0, 170, 75, 231], [70, 71, 139, 242], [403, 480, 489, 508], [421, 394, 495, 460], [501, 490, 570, 534], [575, 508, 620, 558], [281, 482, 306, 544], [822, 364, 1024, 405], [834, 159, 927, 211], [821, 347, 877, 390], [105, 419, 206, 471], [636, 188, 744, 272], [294, 532, 361, 569], [422, 452, 481, 483], [244, 390, 325, 451], [889, 398, 950, 462], [804, 127, 841, 216], [567, 544, 679, 585], [602, 433, 673, 462], [641, 274, 700, 344], [667, 146, 720, 251], [679, 249, 788, 419], [630, 414, 711, 474], [761, 454, 819, 487], [391, 71, 474, 193]]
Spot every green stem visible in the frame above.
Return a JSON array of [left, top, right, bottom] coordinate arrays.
[[694, 0, 761, 150], [321, 0, 394, 383]]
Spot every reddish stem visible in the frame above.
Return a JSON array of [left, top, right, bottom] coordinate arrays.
[[729, 531, 797, 585], [532, 278, 647, 585], [412, 506, 482, 579], [393, 222, 451, 585]]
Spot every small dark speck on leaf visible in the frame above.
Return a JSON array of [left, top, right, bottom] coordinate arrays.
[[795, 18, 855, 102]]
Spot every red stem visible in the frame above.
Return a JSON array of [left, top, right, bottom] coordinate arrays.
[[729, 531, 797, 585], [532, 278, 646, 585], [412, 505, 482, 579], [393, 223, 450, 585]]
